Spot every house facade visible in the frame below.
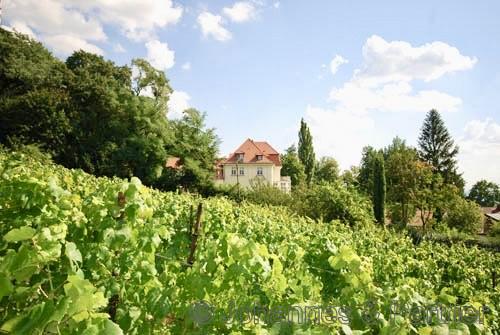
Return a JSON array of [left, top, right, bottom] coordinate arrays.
[[215, 139, 291, 192]]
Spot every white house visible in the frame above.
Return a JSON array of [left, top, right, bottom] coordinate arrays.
[[215, 139, 291, 192]]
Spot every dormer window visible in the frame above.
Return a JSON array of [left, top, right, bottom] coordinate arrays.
[[256, 154, 263, 161], [236, 153, 244, 162]]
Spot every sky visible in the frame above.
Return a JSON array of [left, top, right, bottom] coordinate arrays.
[[2, 0, 500, 188]]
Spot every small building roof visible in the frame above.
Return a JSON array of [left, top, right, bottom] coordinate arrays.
[[485, 213, 500, 222]]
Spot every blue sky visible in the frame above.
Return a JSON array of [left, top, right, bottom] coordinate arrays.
[[2, 0, 500, 187]]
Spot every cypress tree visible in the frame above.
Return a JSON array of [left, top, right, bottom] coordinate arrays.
[[418, 109, 462, 188], [373, 153, 386, 225], [298, 119, 316, 185]]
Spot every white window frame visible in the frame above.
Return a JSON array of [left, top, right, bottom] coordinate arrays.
[[239, 167, 245, 175], [231, 166, 237, 175], [257, 167, 263, 176]]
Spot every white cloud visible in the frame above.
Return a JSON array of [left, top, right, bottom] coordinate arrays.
[[304, 35, 477, 174], [145, 40, 175, 71], [72, 0, 183, 41], [197, 12, 232, 42], [329, 81, 462, 114], [2, 0, 106, 55], [167, 91, 191, 119], [330, 55, 348, 75], [6, 20, 36, 38], [326, 36, 475, 115], [223, 2, 257, 23], [42, 35, 104, 56], [2, 0, 183, 56], [273, 2, 280, 9], [458, 118, 500, 188], [181, 62, 191, 71], [355, 35, 477, 86]]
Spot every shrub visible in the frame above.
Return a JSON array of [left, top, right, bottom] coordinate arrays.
[[444, 197, 483, 234], [292, 181, 374, 226]]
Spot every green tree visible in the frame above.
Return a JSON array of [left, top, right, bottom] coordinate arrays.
[[384, 139, 419, 226], [418, 109, 464, 191], [315, 157, 339, 184], [468, 180, 500, 207], [358, 146, 377, 196], [0, 28, 73, 156], [298, 119, 316, 185], [444, 196, 483, 234], [162, 108, 220, 192], [372, 153, 386, 225], [280, 145, 306, 187], [341, 166, 359, 188]]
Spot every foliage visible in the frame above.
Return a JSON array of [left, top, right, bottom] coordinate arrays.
[[244, 179, 293, 207], [0, 28, 218, 192], [384, 138, 420, 226], [0, 151, 499, 334], [280, 145, 305, 188], [298, 118, 316, 185], [162, 108, 220, 192], [341, 166, 359, 188], [444, 195, 484, 234], [372, 153, 386, 225], [357, 146, 377, 196], [468, 179, 500, 207], [314, 156, 339, 184], [418, 109, 464, 192], [292, 181, 374, 226], [0, 28, 173, 187]]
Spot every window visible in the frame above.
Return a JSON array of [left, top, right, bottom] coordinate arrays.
[[239, 167, 245, 175], [231, 166, 237, 175], [256, 154, 263, 161], [257, 167, 263, 176], [236, 153, 244, 162]]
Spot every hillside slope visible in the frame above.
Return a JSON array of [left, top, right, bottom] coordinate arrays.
[[0, 150, 498, 334]]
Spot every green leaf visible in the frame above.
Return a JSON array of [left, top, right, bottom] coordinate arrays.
[[0, 273, 13, 298], [65, 242, 82, 264], [4, 226, 36, 242]]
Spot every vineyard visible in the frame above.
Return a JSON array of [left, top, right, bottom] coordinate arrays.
[[0, 150, 499, 334]]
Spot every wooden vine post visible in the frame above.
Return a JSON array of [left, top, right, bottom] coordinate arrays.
[[187, 203, 203, 266]]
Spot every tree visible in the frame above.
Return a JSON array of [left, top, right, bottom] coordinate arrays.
[[162, 108, 220, 192], [372, 153, 386, 225], [315, 157, 339, 184], [0, 29, 175, 187], [358, 146, 377, 196], [0, 28, 73, 156], [280, 145, 306, 187], [384, 139, 419, 226], [468, 180, 500, 207], [444, 196, 483, 234], [418, 109, 464, 191], [298, 119, 316, 185], [341, 166, 359, 188]]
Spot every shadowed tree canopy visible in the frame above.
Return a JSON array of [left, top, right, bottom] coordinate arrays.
[[0, 28, 220, 190]]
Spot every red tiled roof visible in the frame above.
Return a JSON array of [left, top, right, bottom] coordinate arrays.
[[223, 139, 282, 166], [165, 157, 182, 169]]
